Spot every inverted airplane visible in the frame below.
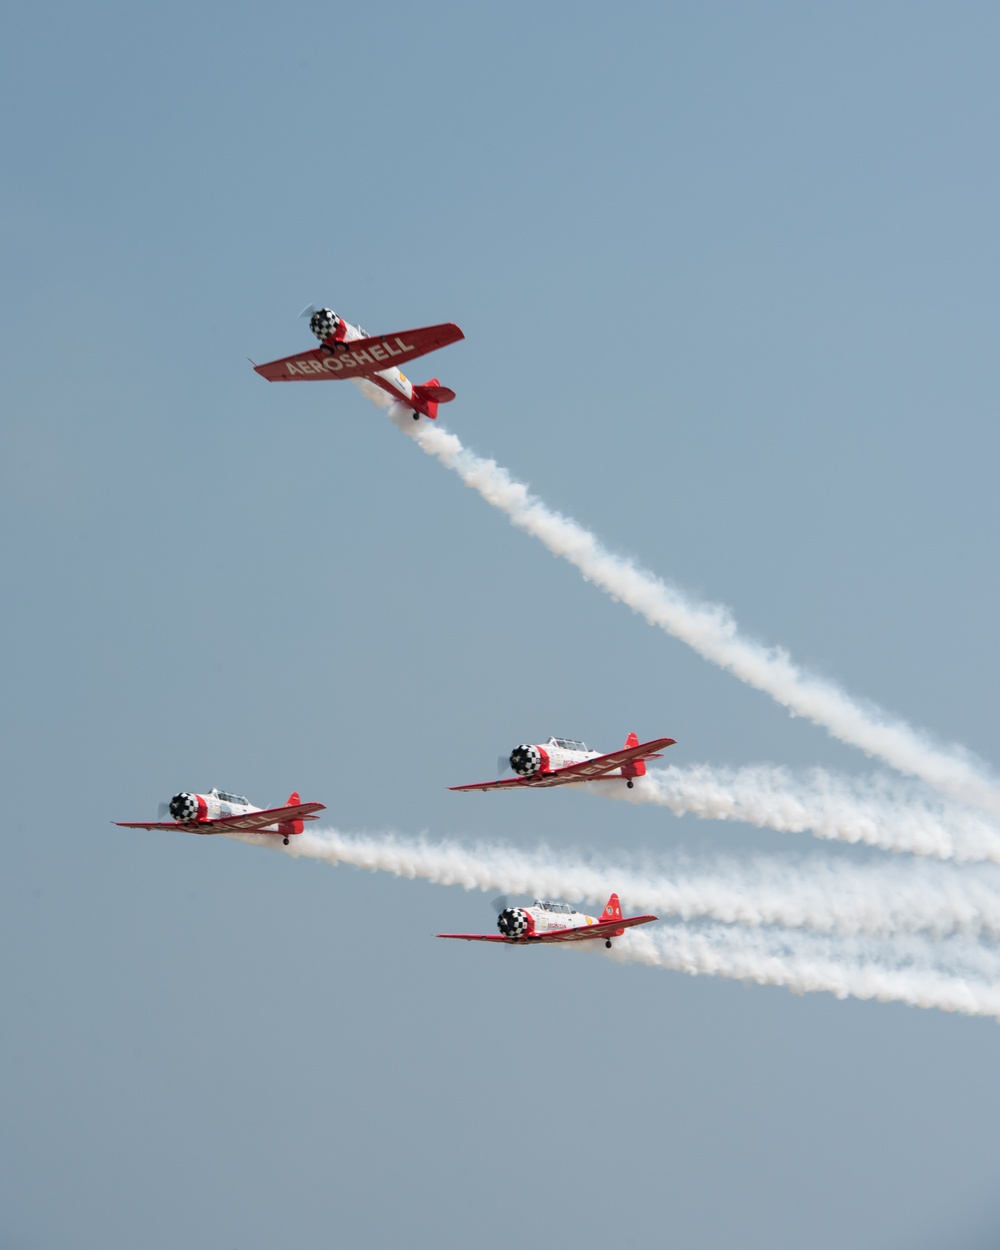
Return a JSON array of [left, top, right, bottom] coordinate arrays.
[[450, 731, 676, 793], [115, 787, 325, 845], [437, 892, 657, 949], [252, 306, 464, 420]]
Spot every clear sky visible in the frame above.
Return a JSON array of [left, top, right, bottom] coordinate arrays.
[[3, 2, 1000, 1247]]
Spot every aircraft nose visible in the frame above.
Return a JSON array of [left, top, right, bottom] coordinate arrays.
[[509, 745, 542, 777], [497, 907, 530, 939], [169, 792, 197, 823], [308, 308, 339, 342]]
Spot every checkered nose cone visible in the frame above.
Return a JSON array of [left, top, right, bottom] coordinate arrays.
[[497, 907, 530, 938], [509, 745, 542, 777], [309, 308, 339, 341], [169, 793, 198, 822]]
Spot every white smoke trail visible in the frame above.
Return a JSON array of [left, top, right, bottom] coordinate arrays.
[[378, 403, 999, 814], [612, 923, 1000, 1020], [233, 825, 1000, 943], [232, 825, 1000, 1018], [592, 764, 1000, 864]]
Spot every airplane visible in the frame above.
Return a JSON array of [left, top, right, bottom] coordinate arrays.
[[115, 788, 325, 845], [251, 306, 465, 420], [450, 731, 676, 793], [437, 892, 657, 949]]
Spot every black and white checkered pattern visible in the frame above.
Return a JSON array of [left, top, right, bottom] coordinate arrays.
[[169, 792, 198, 823], [509, 744, 542, 777], [497, 907, 530, 938], [309, 308, 339, 342]]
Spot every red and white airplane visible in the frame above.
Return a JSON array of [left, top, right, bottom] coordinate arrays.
[[450, 732, 676, 793], [252, 306, 464, 420], [115, 788, 325, 845], [438, 892, 657, 949]]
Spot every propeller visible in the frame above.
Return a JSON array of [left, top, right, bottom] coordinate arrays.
[[157, 800, 170, 821], [490, 895, 509, 915], [298, 303, 320, 319], [496, 753, 514, 778]]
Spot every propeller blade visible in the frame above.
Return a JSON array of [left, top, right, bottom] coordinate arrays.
[[298, 303, 319, 319], [496, 753, 514, 778], [490, 895, 509, 915], [157, 801, 170, 821]]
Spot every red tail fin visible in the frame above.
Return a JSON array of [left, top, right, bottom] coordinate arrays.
[[411, 378, 457, 420], [601, 892, 625, 937], [622, 731, 646, 778], [277, 791, 304, 837]]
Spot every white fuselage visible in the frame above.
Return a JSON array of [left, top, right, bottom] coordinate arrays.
[[541, 742, 600, 771], [202, 790, 258, 820], [525, 901, 599, 933], [338, 317, 415, 407], [513, 737, 604, 778], [171, 787, 260, 826]]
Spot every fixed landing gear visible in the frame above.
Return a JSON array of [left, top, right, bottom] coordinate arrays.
[[627, 780, 634, 788], [412, 411, 420, 420], [605, 940, 613, 948], [283, 837, 290, 845]]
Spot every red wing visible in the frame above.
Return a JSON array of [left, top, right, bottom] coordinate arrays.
[[528, 914, 658, 942], [115, 801, 324, 834], [253, 323, 464, 382], [550, 737, 676, 782], [449, 737, 676, 792], [115, 821, 193, 831], [209, 802, 325, 832], [436, 915, 657, 943], [449, 776, 544, 793]]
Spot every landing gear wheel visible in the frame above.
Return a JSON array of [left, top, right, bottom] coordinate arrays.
[[283, 837, 289, 845], [412, 411, 420, 421], [605, 940, 612, 948], [627, 780, 634, 788]]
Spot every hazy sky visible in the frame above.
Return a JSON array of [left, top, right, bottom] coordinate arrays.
[[3, 3, 1000, 1248]]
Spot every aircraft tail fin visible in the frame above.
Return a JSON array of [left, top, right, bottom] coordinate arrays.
[[411, 378, 456, 420], [622, 731, 647, 779], [601, 892, 625, 937], [277, 791, 304, 837]]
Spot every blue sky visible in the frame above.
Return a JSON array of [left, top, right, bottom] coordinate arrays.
[[3, 3, 1000, 1247]]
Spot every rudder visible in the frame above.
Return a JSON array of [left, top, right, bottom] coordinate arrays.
[[601, 892, 625, 937], [622, 731, 646, 779], [411, 377, 457, 420], [277, 791, 304, 838]]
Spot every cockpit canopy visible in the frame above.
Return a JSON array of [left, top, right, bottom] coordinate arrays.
[[546, 737, 588, 751], [209, 788, 248, 806], [533, 899, 575, 914]]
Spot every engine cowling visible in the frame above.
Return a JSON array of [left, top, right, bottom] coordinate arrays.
[[509, 744, 543, 777], [497, 907, 531, 939], [169, 792, 199, 823], [309, 308, 340, 342]]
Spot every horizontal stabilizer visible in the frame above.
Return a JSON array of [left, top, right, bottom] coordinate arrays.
[[412, 383, 456, 405]]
